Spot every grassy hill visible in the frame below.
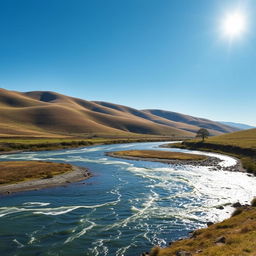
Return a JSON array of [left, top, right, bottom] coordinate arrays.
[[205, 128, 256, 149], [0, 89, 193, 138], [0, 88, 237, 138]]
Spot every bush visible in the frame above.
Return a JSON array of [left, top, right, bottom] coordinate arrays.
[[251, 198, 256, 207], [241, 158, 256, 175]]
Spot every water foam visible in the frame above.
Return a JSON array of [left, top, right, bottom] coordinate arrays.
[[64, 220, 96, 244], [0, 200, 119, 217], [23, 202, 50, 207]]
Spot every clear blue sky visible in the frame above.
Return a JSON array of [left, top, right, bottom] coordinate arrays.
[[0, 0, 255, 125]]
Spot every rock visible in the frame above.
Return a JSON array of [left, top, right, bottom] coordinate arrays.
[[176, 251, 192, 256], [232, 202, 242, 208], [207, 221, 214, 227], [215, 236, 226, 244], [216, 206, 224, 210]]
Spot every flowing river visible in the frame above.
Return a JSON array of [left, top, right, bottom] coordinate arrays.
[[0, 141, 256, 256]]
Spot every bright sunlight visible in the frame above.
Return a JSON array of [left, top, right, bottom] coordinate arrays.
[[221, 10, 247, 39]]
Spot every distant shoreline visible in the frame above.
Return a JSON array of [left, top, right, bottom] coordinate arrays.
[[0, 137, 176, 154], [0, 165, 91, 196]]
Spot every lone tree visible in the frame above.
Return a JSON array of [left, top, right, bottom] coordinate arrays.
[[196, 128, 210, 142]]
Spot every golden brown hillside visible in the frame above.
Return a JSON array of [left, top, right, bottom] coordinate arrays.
[[0, 88, 238, 138]]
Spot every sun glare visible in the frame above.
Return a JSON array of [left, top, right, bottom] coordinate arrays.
[[221, 10, 247, 39]]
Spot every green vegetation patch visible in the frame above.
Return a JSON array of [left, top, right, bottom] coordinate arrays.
[[0, 161, 73, 184]]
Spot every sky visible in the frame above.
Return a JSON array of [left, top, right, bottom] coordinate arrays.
[[0, 0, 255, 126]]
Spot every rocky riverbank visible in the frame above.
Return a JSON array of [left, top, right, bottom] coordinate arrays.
[[107, 151, 245, 173], [146, 200, 256, 256]]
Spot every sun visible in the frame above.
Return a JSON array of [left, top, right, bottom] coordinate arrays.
[[221, 11, 247, 39]]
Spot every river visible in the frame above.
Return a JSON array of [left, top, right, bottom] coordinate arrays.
[[0, 141, 256, 256]]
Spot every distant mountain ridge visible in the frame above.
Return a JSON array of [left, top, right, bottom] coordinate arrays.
[[219, 121, 255, 130], [0, 88, 239, 138], [143, 109, 239, 134]]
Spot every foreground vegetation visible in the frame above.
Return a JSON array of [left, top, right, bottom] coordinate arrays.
[[111, 150, 207, 161], [0, 136, 172, 153], [0, 161, 72, 184], [151, 199, 256, 256], [166, 128, 256, 175]]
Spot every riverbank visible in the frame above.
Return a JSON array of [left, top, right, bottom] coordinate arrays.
[[0, 136, 175, 154], [149, 199, 256, 256], [163, 141, 255, 175], [107, 150, 244, 173], [0, 162, 91, 195]]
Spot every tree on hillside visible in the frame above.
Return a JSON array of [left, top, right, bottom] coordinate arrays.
[[196, 128, 210, 142]]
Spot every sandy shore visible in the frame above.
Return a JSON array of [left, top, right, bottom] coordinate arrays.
[[106, 152, 245, 173], [0, 165, 91, 196]]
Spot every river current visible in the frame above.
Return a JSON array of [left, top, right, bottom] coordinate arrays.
[[0, 141, 256, 256]]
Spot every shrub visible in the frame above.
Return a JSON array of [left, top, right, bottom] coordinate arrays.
[[240, 158, 256, 175], [251, 197, 256, 207]]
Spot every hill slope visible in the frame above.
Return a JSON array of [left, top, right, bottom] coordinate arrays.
[[144, 109, 239, 135], [0, 88, 237, 138], [206, 128, 256, 149], [0, 89, 193, 137], [220, 121, 255, 130]]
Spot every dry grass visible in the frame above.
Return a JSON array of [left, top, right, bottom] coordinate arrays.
[[153, 207, 256, 256], [0, 161, 73, 184], [111, 150, 207, 161], [197, 128, 256, 149]]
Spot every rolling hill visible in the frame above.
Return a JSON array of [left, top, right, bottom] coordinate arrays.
[[0, 88, 238, 138], [220, 121, 255, 130], [144, 109, 239, 134]]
